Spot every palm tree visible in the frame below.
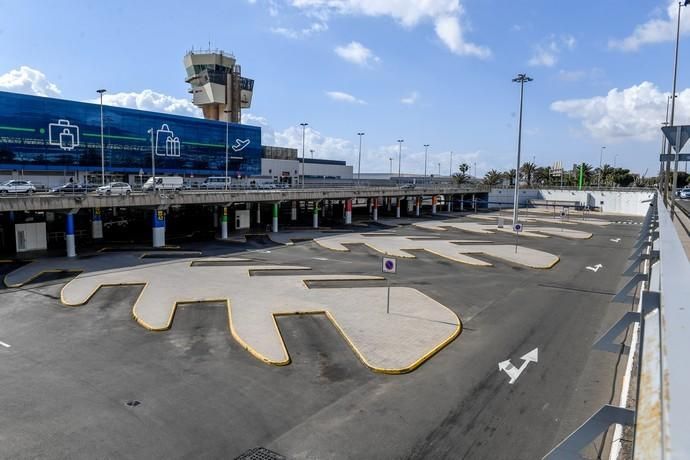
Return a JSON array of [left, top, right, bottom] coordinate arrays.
[[534, 166, 551, 186], [454, 163, 471, 184], [483, 169, 503, 186], [502, 169, 517, 186], [520, 162, 537, 186]]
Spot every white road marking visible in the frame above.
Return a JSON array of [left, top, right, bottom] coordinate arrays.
[[498, 348, 538, 384], [312, 257, 329, 261], [610, 238, 621, 243], [586, 264, 603, 272], [0, 341, 11, 348]]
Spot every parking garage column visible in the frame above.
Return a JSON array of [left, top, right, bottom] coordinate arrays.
[[387, 197, 392, 212], [313, 202, 319, 229], [256, 203, 261, 225], [91, 208, 103, 240], [447, 195, 452, 212], [432, 196, 438, 215], [460, 194, 465, 211], [415, 197, 421, 217], [373, 198, 379, 221], [66, 212, 76, 257], [221, 207, 229, 240], [272, 203, 279, 233], [345, 199, 353, 225], [396, 198, 401, 218], [472, 194, 476, 212], [291, 201, 297, 221], [152, 210, 166, 248]]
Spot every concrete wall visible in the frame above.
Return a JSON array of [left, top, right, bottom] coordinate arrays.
[[261, 159, 354, 181], [488, 188, 655, 216]]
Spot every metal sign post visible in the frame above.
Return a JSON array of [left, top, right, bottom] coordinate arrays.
[[382, 257, 397, 314], [513, 223, 523, 253]]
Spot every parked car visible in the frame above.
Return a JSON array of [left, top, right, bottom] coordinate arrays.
[[679, 188, 690, 199], [50, 183, 89, 194], [97, 182, 132, 196], [142, 176, 184, 192], [400, 183, 416, 190], [0, 180, 36, 194]]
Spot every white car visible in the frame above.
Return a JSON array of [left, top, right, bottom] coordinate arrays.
[[680, 188, 690, 199], [97, 182, 132, 196], [0, 180, 36, 194]]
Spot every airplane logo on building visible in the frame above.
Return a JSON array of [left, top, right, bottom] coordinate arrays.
[[232, 139, 250, 152]]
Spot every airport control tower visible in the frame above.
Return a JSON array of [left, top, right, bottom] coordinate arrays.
[[184, 49, 254, 123]]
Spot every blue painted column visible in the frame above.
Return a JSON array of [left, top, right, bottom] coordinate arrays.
[[91, 208, 103, 240], [220, 207, 228, 240], [66, 213, 76, 257], [152, 209, 166, 248], [272, 203, 279, 233]]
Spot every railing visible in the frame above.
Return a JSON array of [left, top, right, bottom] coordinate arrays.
[[544, 194, 690, 459]]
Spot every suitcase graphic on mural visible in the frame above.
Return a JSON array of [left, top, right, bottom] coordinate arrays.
[[155, 124, 181, 157], [48, 119, 80, 151]]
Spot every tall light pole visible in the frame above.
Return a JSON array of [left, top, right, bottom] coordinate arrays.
[[423, 144, 430, 179], [449, 151, 453, 177], [389, 157, 393, 175], [310, 149, 315, 159], [357, 132, 365, 183], [438, 162, 441, 176], [224, 109, 231, 190], [660, 95, 673, 189], [397, 139, 404, 180], [147, 128, 155, 185], [300, 122, 308, 188], [474, 162, 477, 178], [598, 146, 606, 188], [512, 73, 533, 225], [669, 0, 689, 212], [97, 89, 106, 185]]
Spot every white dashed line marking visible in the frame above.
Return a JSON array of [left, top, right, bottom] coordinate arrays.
[[0, 341, 11, 348]]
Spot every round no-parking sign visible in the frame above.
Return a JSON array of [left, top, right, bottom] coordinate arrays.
[[382, 257, 397, 274], [513, 223, 523, 233]]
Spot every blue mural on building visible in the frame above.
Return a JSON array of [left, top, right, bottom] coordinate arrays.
[[0, 91, 262, 176]]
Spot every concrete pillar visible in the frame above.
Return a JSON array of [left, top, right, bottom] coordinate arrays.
[[291, 201, 297, 221], [432, 196, 437, 215], [367, 198, 372, 214], [91, 208, 103, 240], [387, 197, 392, 212], [472, 194, 477, 212], [272, 203, 279, 233], [447, 195, 452, 212], [221, 207, 229, 239], [313, 202, 319, 228], [213, 208, 218, 229], [256, 203, 261, 225], [373, 198, 379, 221], [152, 209, 166, 248], [460, 194, 465, 211], [345, 199, 353, 225], [65, 212, 76, 258], [396, 198, 401, 218], [322, 200, 326, 217], [415, 197, 421, 217]]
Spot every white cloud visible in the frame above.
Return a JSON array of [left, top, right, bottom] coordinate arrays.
[[0, 66, 61, 97], [288, 0, 491, 58], [270, 21, 327, 38], [400, 91, 419, 105], [558, 68, 604, 83], [275, 125, 354, 162], [609, 0, 690, 51], [325, 90, 366, 104], [528, 35, 576, 67], [334, 41, 380, 66], [242, 112, 276, 145], [550, 81, 690, 142], [93, 90, 202, 117]]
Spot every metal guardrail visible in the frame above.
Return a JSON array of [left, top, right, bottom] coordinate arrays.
[[544, 194, 690, 459]]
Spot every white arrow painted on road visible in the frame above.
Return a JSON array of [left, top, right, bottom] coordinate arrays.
[[498, 348, 538, 384], [0, 340, 11, 348], [586, 264, 603, 272], [610, 238, 621, 243]]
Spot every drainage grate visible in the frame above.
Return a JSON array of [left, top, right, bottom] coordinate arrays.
[[234, 447, 286, 460], [125, 400, 141, 407]]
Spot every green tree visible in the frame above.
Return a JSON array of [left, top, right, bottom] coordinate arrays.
[[520, 162, 537, 186], [534, 166, 551, 186], [454, 163, 471, 184], [483, 169, 502, 186]]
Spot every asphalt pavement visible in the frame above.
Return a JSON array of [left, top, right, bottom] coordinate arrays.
[[0, 213, 642, 459]]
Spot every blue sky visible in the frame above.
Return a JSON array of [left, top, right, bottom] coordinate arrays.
[[1, 0, 689, 177]]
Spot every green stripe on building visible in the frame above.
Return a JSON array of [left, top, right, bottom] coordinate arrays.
[[0, 126, 35, 133], [83, 133, 147, 142]]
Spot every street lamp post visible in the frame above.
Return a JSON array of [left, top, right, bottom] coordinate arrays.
[[357, 132, 365, 184], [438, 162, 441, 176], [512, 73, 533, 226], [423, 144, 430, 179], [310, 149, 314, 159], [669, 0, 689, 213], [397, 139, 404, 180], [224, 109, 230, 190], [97, 89, 106, 185], [389, 157, 393, 175], [300, 123, 308, 188], [449, 151, 453, 177], [147, 128, 155, 185], [598, 146, 606, 188]]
